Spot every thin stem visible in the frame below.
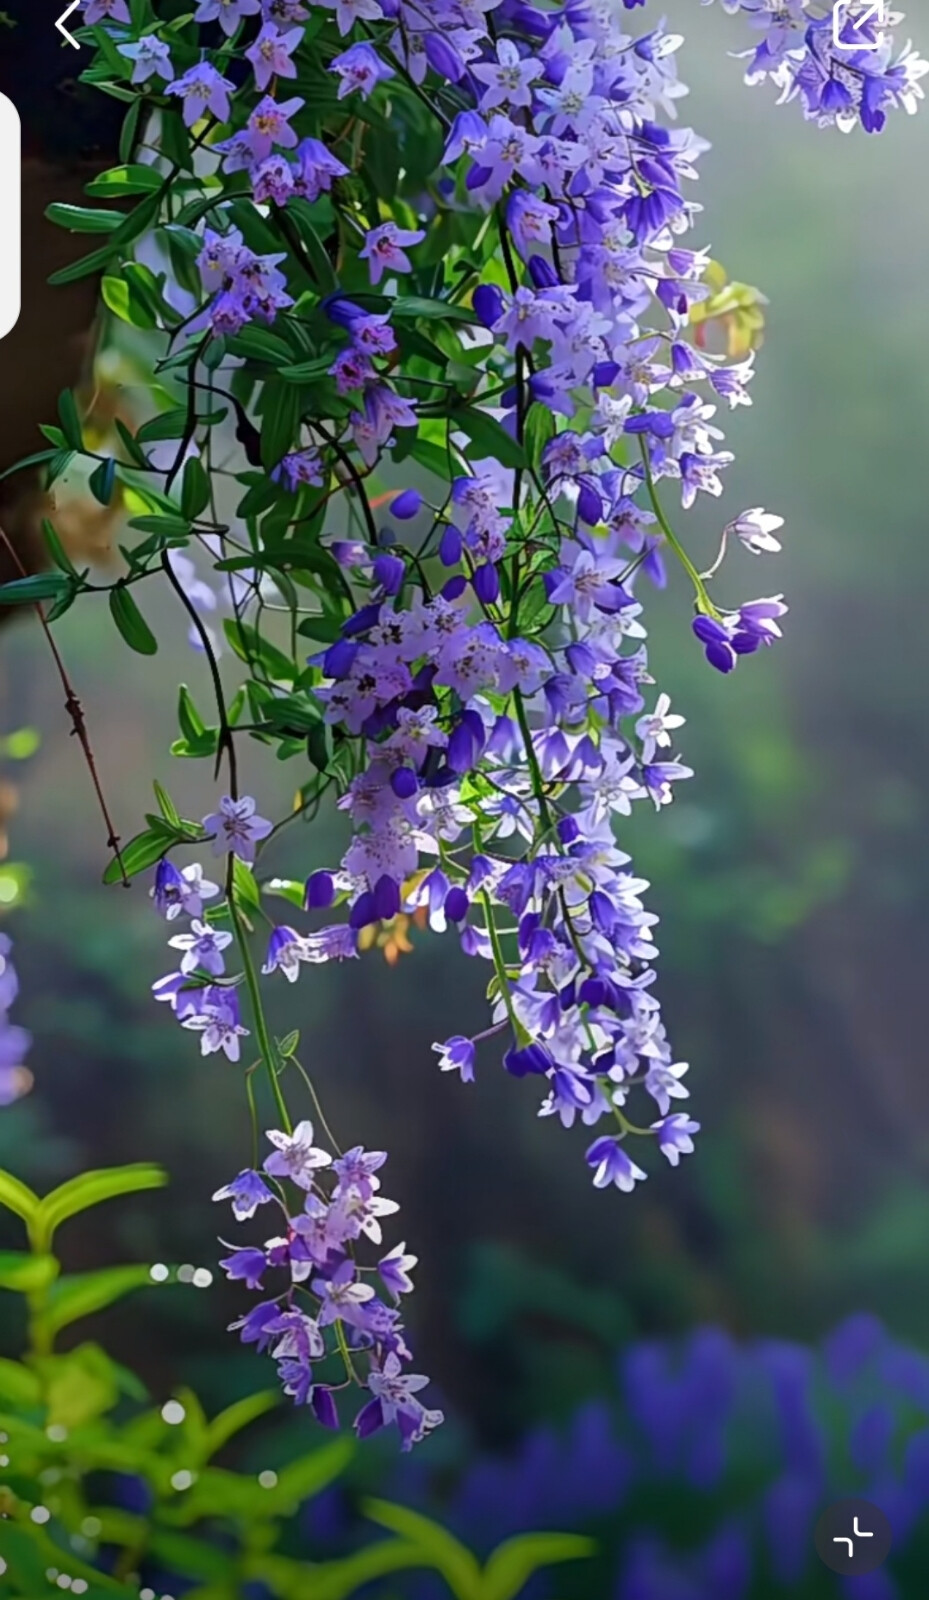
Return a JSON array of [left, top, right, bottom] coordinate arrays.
[[229, 891, 292, 1134], [0, 521, 128, 884], [636, 437, 719, 617]]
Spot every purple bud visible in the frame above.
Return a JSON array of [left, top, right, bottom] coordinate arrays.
[[504, 1041, 554, 1078], [444, 886, 469, 923], [390, 766, 418, 799], [441, 574, 468, 601], [576, 478, 603, 526], [322, 638, 359, 678], [528, 254, 559, 289], [447, 720, 476, 775], [349, 891, 377, 930], [312, 1386, 340, 1428], [439, 524, 462, 567], [323, 296, 365, 327], [592, 361, 620, 387], [472, 563, 500, 604], [391, 489, 422, 520], [373, 552, 405, 596], [372, 874, 400, 921], [424, 29, 464, 80], [305, 871, 335, 910], [473, 283, 504, 327], [557, 816, 580, 845]]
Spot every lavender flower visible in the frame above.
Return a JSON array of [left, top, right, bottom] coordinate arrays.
[[202, 795, 272, 864]]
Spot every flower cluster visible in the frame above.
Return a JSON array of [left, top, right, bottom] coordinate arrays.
[[47, 0, 920, 1445], [215, 1126, 442, 1448], [707, 0, 926, 133], [0, 934, 31, 1108]]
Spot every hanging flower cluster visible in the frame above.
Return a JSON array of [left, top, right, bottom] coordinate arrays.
[[6, 0, 916, 1440], [0, 935, 31, 1108], [705, 0, 926, 132]]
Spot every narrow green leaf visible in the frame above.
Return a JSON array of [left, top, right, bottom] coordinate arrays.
[[203, 1390, 280, 1461], [455, 408, 526, 470], [362, 1501, 481, 1597], [46, 203, 125, 234], [102, 825, 171, 886], [44, 1265, 156, 1337], [89, 457, 117, 506], [41, 519, 80, 578], [110, 585, 158, 655], [35, 1164, 167, 1248], [181, 456, 211, 521], [0, 573, 71, 606], [0, 1250, 58, 1293], [85, 163, 165, 198], [58, 389, 84, 451], [481, 1533, 594, 1600]]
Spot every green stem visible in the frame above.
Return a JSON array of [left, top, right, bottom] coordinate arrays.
[[228, 893, 292, 1134], [481, 890, 520, 1038], [637, 437, 720, 618]]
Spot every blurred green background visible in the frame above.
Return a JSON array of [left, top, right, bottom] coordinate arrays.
[[3, 4, 929, 1581]]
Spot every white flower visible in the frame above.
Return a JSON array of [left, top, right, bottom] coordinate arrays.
[[728, 507, 784, 555]]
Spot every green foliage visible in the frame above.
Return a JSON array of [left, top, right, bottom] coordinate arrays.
[[0, 1164, 593, 1598]]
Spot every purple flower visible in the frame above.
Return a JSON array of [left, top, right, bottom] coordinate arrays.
[[182, 988, 249, 1062], [331, 42, 394, 101], [272, 447, 324, 491], [654, 1115, 700, 1167], [202, 795, 272, 864], [168, 918, 233, 977], [83, 0, 130, 21], [118, 36, 174, 84], [586, 1138, 647, 1193], [151, 860, 220, 921], [246, 24, 302, 91], [379, 1242, 417, 1298], [244, 95, 303, 161], [319, 0, 383, 35], [359, 222, 424, 286], [220, 1246, 269, 1291], [213, 1169, 274, 1221], [167, 63, 233, 126], [262, 925, 306, 983], [432, 1036, 475, 1083], [264, 1120, 332, 1188], [194, 0, 261, 35], [359, 1351, 444, 1450]]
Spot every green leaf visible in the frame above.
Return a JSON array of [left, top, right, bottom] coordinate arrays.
[[223, 618, 295, 684], [203, 1389, 280, 1461], [455, 408, 526, 470], [263, 1437, 355, 1515], [89, 457, 117, 506], [481, 1533, 594, 1600], [46, 203, 125, 234], [0, 1168, 40, 1223], [523, 402, 556, 475], [128, 513, 192, 538], [102, 825, 170, 885], [362, 1501, 481, 1598], [392, 296, 477, 324], [0, 1355, 41, 1405], [85, 163, 165, 198], [0, 572, 71, 607], [233, 857, 261, 914], [110, 585, 159, 655], [181, 457, 211, 521], [44, 1265, 156, 1338], [153, 780, 181, 828], [34, 1164, 167, 1249], [259, 379, 303, 470], [48, 239, 120, 287], [284, 202, 338, 294], [58, 389, 84, 451], [102, 272, 159, 330], [0, 1250, 58, 1293]]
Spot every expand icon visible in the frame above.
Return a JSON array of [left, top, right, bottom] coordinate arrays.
[[832, 0, 888, 50]]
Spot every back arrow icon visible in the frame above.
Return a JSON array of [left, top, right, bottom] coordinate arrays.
[[56, 0, 82, 49]]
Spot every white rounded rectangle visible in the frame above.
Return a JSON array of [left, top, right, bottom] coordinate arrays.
[[0, 93, 20, 342]]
